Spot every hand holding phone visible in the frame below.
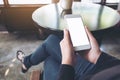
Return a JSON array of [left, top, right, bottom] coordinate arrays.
[[64, 14, 91, 51]]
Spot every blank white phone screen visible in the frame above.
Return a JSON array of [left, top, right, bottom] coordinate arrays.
[[66, 17, 89, 47]]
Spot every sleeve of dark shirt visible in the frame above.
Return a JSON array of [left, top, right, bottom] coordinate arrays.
[[57, 64, 75, 80], [92, 52, 120, 73]]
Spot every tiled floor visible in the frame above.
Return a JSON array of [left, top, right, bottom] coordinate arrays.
[[0, 27, 120, 80]]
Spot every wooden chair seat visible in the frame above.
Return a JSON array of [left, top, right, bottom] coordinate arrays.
[[30, 70, 43, 80]]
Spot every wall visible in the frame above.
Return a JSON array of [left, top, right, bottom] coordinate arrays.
[[0, 5, 44, 33]]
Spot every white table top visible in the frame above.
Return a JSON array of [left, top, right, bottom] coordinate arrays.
[[32, 2, 120, 31]]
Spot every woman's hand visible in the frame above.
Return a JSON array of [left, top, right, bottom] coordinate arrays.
[[60, 29, 76, 66], [60, 27, 102, 66], [79, 27, 101, 64]]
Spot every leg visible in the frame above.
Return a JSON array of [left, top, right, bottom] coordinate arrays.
[[23, 34, 62, 70]]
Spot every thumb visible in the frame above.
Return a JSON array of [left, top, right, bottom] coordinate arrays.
[[63, 29, 70, 39], [63, 29, 72, 44]]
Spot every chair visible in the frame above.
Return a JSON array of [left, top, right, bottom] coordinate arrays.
[[30, 70, 43, 80]]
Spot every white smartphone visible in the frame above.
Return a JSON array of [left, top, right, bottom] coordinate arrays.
[[64, 14, 91, 51]]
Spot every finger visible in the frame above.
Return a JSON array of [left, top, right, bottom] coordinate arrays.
[[85, 26, 96, 42], [63, 29, 73, 44], [85, 26, 99, 48], [63, 29, 70, 39]]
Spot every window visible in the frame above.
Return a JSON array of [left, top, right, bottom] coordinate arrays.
[[8, 0, 52, 4], [81, 0, 120, 3], [0, 0, 4, 4], [106, 0, 120, 3], [81, 0, 101, 3]]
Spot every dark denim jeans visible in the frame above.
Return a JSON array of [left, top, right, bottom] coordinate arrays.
[[23, 34, 94, 80]]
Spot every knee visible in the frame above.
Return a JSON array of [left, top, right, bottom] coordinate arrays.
[[48, 34, 58, 39], [44, 34, 61, 44]]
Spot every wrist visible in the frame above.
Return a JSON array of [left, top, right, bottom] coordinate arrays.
[[62, 56, 74, 66], [94, 50, 102, 64]]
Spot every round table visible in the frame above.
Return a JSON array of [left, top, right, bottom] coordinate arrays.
[[32, 2, 120, 31]]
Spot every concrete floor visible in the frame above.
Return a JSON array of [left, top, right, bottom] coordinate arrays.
[[0, 31, 44, 80], [0, 28, 120, 80]]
